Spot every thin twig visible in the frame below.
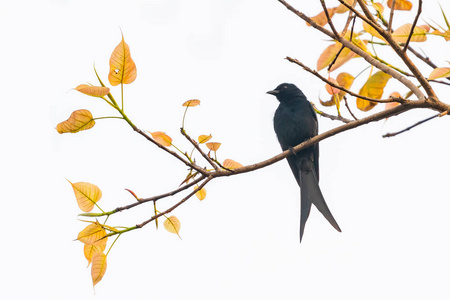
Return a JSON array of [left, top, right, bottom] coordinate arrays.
[[388, 0, 396, 32], [354, 0, 437, 101], [277, 0, 426, 102], [286, 56, 406, 104], [343, 96, 358, 120], [79, 175, 208, 218], [311, 102, 352, 123], [407, 46, 438, 69], [180, 128, 219, 171], [403, 0, 422, 51], [340, 0, 357, 37], [134, 128, 208, 175], [320, 0, 339, 38], [136, 176, 213, 229], [104, 176, 214, 238], [382, 111, 447, 138], [328, 16, 356, 72]]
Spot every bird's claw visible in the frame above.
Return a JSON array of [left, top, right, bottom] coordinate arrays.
[[288, 147, 297, 156]]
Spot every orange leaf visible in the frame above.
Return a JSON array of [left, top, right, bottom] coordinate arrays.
[[418, 24, 430, 32], [319, 97, 336, 107], [206, 142, 221, 152], [56, 109, 95, 134], [325, 76, 340, 95], [306, 8, 335, 27], [198, 134, 212, 144], [195, 186, 207, 201], [335, 0, 355, 14], [182, 99, 201, 107], [84, 238, 107, 267], [151, 131, 172, 147], [320, 72, 354, 107], [392, 24, 427, 43], [317, 32, 367, 71], [431, 29, 450, 41], [428, 67, 450, 80], [108, 34, 137, 86], [164, 216, 181, 238], [77, 222, 106, 245], [387, 0, 412, 11], [357, 71, 392, 111], [91, 253, 107, 287], [68, 181, 102, 212], [385, 92, 401, 111], [75, 84, 110, 97], [223, 159, 243, 169], [317, 43, 354, 71]]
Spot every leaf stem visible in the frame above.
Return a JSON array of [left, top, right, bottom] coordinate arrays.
[[105, 233, 121, 256]]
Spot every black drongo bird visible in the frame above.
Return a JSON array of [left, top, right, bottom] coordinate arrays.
[[267, 83, 341, 242]]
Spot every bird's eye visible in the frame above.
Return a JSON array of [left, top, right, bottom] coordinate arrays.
[[283, 86, 288, 89]]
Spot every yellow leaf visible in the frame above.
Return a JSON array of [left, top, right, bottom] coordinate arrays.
[[387, 0, 412, 11], [68, 181, 102, 212], [357, 71, 392, 111], [432, 29, 450, 41], [108, 34, 137, 86], [151, 131, 172, 147], [164, 216, 181, 237], [392, 24, 427, 43], [223, 158, 243, 169], [195, 186, 207, 201], [306, 8, 335, 27], [363, 21, 386, 41], [56, 109, 95, 134], [336, 72, 354, 99], [77, 222, 106, 245], [373, 2, 384, 14], [91, 253, 107, 287], [75, 84, 110, 97], [99, 224, 119, 233], [428, 67, 450, 80], [182, 99, 201, 107], [206, 142, 221, 152], [84, 238, 107, 267], [198, 134, 212, 144], [325, 76, 340, 95]]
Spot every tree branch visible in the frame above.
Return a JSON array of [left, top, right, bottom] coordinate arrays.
[[277, 0, 427, 102], [403, 0, 422, 51], [388, 0, 396, 32], [285, 56, 406, 104], [134, 127, 208, 175], [180, 128, 219, 171], [355, 0, 437, 101], [311, 102, 352, 123], [383, 110, 448, 138]]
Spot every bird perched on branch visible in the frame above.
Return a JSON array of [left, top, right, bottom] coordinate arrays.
[[267, 83, 341, 242]]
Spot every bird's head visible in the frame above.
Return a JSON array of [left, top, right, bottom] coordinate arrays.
[[267, 83, 306, 103]]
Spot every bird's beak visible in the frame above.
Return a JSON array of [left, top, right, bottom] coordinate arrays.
[[266, 90, 279, 95]]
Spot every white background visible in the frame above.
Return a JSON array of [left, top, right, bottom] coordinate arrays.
[[1, 0, 450, 299]]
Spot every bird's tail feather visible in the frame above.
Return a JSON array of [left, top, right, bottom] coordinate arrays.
[[299, 188, 312, 243], [300, 170, 341, 241]]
